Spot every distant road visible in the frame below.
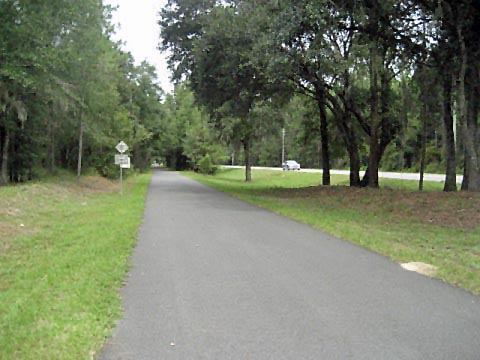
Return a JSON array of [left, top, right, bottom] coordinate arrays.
[[101, 170, 480, 359], [222, 165, 464, 184]]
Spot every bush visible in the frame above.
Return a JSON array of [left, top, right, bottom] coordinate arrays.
[[197, 154, 217, 175], [95, 156, 124, 179]]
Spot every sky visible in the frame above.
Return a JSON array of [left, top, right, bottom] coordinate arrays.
[[105, 0, 174, 93]]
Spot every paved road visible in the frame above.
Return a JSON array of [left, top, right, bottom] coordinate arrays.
[[222, 165, 464, 184], [100, 170, 480, 359]]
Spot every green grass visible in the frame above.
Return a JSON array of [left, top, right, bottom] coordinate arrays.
[[186, 168, 480, 295], [199, 168, 354, 194], [0, 174, 150, 359]]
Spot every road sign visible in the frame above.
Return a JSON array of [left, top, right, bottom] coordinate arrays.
[[115, 141, 129, 154], [120, 156, 131, 169], [115, 154, 129, 165], [115, 143, 130, 196]]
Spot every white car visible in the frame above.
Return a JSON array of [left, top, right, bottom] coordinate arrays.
[[282, 160, 301, 171]]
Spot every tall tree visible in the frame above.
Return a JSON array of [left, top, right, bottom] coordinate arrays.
[[415, 0, 480, 191], [0, 0, 60, 183], [161, 2, 286, 181], [251, 0, 342, 185]]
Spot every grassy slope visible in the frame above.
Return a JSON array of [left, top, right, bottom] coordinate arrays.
[[0, 174, 150, 359], [186, 169, 480, 295]]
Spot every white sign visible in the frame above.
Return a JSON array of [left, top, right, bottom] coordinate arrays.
[[115, 141, 129, 154], [115, 154, 129, 165], [120, 156, 131, 169]]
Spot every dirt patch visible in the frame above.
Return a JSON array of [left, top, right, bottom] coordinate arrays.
[[75, 176, 121, 194], [270, 186, 480, 230], [0, 223, 20, 240], [0, 206, 23, 218]]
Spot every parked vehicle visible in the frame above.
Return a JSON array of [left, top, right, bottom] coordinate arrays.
[[282, 160, 301, 171]]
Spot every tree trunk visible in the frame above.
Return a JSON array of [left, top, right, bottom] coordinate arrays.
[[1, 128, 10, 185], [462, 108, 480, 190], [419, 102, 428, 191], [77, 120, 84, 178], [458, 29, 480, 191], [328, 79, 361, 187], [360, 128, 393, 187], [348, 143, 361, 187], [49, 115, 56, 174], [442, 73, 457, 192], [399, 80, 409, 169], [418, 65, 430, 191], [461, 149, 469, 190], [317, 91, 330, 186], [461, 75, 478, 191], [367, 42, 381, 188], [469, 74, 479, 186], [243, 138, 251, 182], [367, 68, 398, 187]]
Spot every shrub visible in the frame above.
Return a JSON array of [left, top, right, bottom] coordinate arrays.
[[95, 156, 124, 179], [197, 154, 217, 175]]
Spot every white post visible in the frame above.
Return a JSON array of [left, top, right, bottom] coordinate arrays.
[[115, 141, 129, 196], [282, 128, 286, 165], [120, 166, 123, 195]]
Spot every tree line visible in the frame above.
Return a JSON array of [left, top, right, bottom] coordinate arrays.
[[159, 0, 480, 191], [3, 1, 479, 193], [0, 0, 165, 184]]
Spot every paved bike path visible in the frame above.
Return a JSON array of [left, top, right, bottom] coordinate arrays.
[[101, 170, 480, 359]]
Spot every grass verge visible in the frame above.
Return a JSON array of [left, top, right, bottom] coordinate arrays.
[[0, 174, 150, 359], [186, 168, 480, 295]]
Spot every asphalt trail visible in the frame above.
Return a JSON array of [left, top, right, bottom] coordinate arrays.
[[100, 170, 480, 360]]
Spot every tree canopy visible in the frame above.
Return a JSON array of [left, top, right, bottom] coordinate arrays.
[[2, 0, 480, 193], [160, 0, 480, 191], [0, 0, 167, 183]]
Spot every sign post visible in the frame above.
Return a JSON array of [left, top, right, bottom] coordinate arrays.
[[115, 141, 129, 195]]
